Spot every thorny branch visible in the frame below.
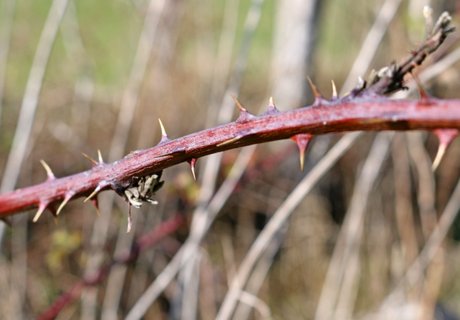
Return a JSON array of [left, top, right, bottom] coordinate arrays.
[[0, 11, 458, 226]]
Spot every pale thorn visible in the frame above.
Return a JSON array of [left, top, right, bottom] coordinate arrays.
[[231, 95, 247, 113], [33, 203, 47, 223], [189, 160, 197, 181], [269, 96, 275, 107], [299, 150, 305, 172], [84, 186, 101, 203], [432, 144, 447, 171], [97, 149, 104, 164], [190, 166, 196, 181], [307, 77, 322, 99], [56, 193, 73, 215], [158, 118, 167, 138], [81, 152, 98, 165], [331, 80, 338, 99], [40, 160, 55, 180]]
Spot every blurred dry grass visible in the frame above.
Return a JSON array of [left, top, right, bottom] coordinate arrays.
[[0, 0, 460, 319]]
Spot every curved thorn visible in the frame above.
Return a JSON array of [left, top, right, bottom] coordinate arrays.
[[40, 160, 55, 180], [56, 192, 74, 215], [331, 80, 338, 99], [432, 144, 446, 171], [307, 77, 322, 99], [158, 118, 170, 144], [231, 95, 247, 113], [82, 152, 98, 166], [158, 118, 167, 137], [269, 96, 275, 107], [33, 202, 48, 222], [84, 185, 102, 203], [97, 150, 104, 164], [188, 158, 197, 180]]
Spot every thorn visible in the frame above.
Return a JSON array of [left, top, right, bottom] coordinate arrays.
[[84, 184, 104, 203], [158, 118, 169, 144], [432, 129, 459, 171], [232, 95, 247, 113], [291, 134, 313, 171], [33, 202, 48, 222], [265, 96, 280, 114], [56, 192, 74, 215], [127, 205, 132, 233], [307, 77, 323, 102], [232, 96, 255, 122], [82, 152, 98, 166], [331, 80, 338, 99], [217, 135, 243, 147], [40, 160, 55, 180], [188, 158, 197, 180], [97, 150, 104, 164]]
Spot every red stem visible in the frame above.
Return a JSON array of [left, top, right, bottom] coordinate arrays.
[[1, 97, 460, 218]]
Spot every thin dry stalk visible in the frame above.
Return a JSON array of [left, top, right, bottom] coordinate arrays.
[[329, 133, 392, 319], [0, 0, 70, 237], [392, 134, 418, 268], [0, 0, 16, 126], [216, 132, 361, 320], [407, 132, 437, 237], [180, 0, 265, 317], [340, 0, 403, 94], [126, 146, 256, 320], [0, 1, 69, 319], [80, 1, 167, 318]]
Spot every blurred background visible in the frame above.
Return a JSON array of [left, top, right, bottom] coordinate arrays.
[[0, 0, 460, 319]]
